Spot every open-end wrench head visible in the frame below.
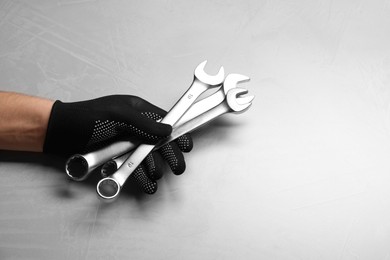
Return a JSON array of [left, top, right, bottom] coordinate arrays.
[[226, 87, 254, 113], [223, 73, 250, 94], [194, 60, 225, 86]]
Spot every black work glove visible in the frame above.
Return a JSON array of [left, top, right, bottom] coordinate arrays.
[[44, 95, 193, 193]]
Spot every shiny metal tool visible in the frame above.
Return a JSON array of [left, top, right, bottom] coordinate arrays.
[[96, 60, 225, 201], [97, 77, 254, 202], [100, 74, 251, 176], [65, 60, 224, 181]]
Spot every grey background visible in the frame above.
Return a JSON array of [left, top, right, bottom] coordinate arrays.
[[1, 0, 390, 259]]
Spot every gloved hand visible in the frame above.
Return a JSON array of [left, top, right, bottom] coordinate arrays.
[[43, 95, 193, 194]]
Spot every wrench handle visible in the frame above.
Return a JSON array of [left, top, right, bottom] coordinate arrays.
[[175, 87, 225, 126], [162, 79, 208, 125], [157, 102, 229, 148]]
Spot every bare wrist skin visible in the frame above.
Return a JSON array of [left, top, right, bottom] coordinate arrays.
[[0, 91, 54, 152]]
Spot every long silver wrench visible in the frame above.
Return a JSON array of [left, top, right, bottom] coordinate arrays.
[[100, 74, 251, 176], [96, 60, 225, 201], [98, 87, 254, 199], [65, 61, 224, 181]]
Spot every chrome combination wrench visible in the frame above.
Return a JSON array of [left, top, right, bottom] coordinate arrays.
[[100, 74, 253, 177], [96, 74, 254, 201]]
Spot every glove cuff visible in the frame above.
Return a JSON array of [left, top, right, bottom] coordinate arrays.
[[43, 100, 89, 156]]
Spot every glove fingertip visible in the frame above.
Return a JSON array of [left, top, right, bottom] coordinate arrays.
[[176, 134, 193, 153], [172, 161, 186, 175], [131, 166, 158, 194], [155, 121, 173, 137], [145, 153, 164, 180], [160, 143, 187, 175]]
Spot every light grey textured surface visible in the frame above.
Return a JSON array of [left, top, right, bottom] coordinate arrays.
[[1, 0, 390, 259]]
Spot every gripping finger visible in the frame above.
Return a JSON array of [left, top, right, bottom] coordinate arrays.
[[159, 142, 186, 175], [144, 152, 165, 181], [174, 133, 193, 153], [139, 112, 193, 153], [130, 164, 158, 194]]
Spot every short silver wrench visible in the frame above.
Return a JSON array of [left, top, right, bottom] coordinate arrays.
[[96, 60, 225, 201], [100, 74, 252, 176]]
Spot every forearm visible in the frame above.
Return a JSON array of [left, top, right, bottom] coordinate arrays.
[[0, 91, 54, 152]]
